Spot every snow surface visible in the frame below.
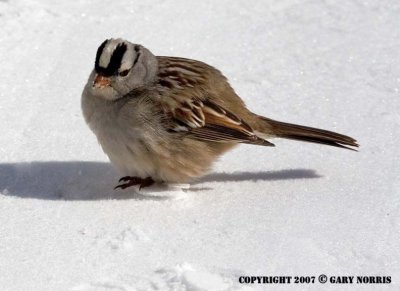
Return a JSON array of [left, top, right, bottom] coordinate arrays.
[[0, 0, 399, 290]]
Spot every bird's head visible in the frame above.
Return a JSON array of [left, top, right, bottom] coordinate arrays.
[[90, 38, 158, 100]]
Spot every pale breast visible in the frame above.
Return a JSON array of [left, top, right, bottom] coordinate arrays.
[[82, 89, 161, 178]]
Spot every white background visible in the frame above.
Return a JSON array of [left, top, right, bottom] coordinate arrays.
[[0, 0, 399, 290]]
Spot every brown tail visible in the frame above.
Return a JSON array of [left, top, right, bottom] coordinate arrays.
[[259, 117, 359, 151]]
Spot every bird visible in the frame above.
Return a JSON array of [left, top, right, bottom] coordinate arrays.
[[81, 38, 358, 190]]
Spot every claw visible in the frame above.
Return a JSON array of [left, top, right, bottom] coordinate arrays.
[[118, 176, 131, 183], [114, 176, 155, 190], [114, 183, 132, 190]]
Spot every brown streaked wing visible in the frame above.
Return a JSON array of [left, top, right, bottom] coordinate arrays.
[[189, 100, 274, 146], [156, 56, 274, 146]]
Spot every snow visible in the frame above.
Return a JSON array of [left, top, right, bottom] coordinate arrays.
[[0, 0, 399, 290]]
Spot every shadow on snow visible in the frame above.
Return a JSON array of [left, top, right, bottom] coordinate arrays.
[[0, 161, 321, 201]]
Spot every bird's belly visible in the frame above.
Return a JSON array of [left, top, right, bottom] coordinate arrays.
[[94, 123, 159, 179], [90, 115, 219, 183], [106, 139, 155, 177]]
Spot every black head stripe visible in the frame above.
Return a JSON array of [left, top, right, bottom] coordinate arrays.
[[95, 39, 108, 73], [106, 43, 127, 76], [94, 41, 128, 76]]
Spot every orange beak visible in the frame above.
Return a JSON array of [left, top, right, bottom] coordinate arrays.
[[93, 74, 111, 89]]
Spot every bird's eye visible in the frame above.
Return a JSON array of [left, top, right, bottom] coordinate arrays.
[[119, 69, 129, 77]]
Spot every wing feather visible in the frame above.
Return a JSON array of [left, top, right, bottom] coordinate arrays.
[[155, 57, 274, 146]]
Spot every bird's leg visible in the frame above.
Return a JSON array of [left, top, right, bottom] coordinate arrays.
[[138, 177, 155, 189], [114, 176, 155, 190]]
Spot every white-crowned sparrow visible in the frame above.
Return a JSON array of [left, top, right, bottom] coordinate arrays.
[[81, 38, 358, 189]]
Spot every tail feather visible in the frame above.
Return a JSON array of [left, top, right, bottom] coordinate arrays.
[[259, 117, 359, 151]]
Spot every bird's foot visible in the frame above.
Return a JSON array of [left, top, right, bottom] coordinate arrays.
[[114, 176, 155, 190]]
